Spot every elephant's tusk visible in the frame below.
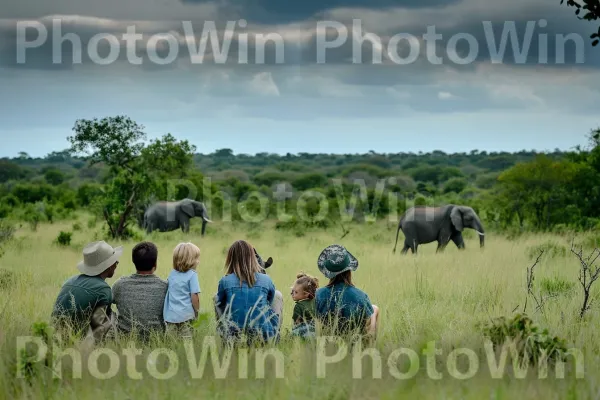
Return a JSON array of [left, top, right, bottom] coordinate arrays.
[[475, 230, 485, 236], [203, 218, 213, 223]]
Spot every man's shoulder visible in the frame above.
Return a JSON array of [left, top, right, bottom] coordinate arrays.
[[111, 275, 127, 287], [69, 274, 110, 290], [114, 274, 167, 289], [60, 274, 81, 286]]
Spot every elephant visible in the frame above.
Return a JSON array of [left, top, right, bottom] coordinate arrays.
[[143, 198, 212, 236], [392, 204, 485, 254]]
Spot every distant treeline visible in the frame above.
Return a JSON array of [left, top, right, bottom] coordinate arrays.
[[1, 129, 599, 235]]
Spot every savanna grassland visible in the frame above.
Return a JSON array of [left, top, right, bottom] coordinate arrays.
[[1, 215, 599, 399]]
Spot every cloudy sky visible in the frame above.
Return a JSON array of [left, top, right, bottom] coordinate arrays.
[[1, 0, 599, 157]]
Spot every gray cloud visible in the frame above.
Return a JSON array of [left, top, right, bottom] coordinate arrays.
[[0, 2, 596, 73], [0, 0, 599, 129], [178, 0, 463, 24]]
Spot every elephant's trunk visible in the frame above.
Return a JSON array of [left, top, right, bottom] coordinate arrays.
[[474, 221, 485, 248]]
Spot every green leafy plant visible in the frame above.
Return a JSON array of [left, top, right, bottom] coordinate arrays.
[[0, 269, 16, 289], [0, 220, 14, 259], [55, 231, 72, 246], [479, 313, 569, 366], [527, 242, 567, 260], [539, 276, 575, 296]]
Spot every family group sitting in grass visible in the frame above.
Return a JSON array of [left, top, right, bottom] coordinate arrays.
[[50, 238, 380, 346]]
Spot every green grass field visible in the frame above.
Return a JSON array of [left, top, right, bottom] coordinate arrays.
[[1, 216, 599, 399]]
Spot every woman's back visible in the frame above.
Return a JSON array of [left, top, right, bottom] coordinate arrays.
[[216, 272, 279, 341], [315, 282, 374, 335]]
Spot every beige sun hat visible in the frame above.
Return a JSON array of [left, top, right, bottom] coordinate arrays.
[[77, 241, 123, 276]]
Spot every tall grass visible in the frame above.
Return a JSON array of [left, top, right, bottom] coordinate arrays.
[[0, 217, 598, 399]]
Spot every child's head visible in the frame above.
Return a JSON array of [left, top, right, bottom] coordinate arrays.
[[172, 242, 200, 272], [225, 240, 262, 286], [291, 272, 319, 302]]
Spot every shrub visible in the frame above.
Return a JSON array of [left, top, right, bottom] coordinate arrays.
[[0, 269, 17, 289], [87, 218, 97, 229], [539, 276, 575, 296], [526, 242, 567, 260], [0, 220, 15, 259], [479, 313, 569, 366], [275, 216, 300, 231], [583, 234, 600, 250], [56, 231, 72, 246], [443, 177, 468, 194], [0, 220, 14, 245], [72, 222, 82, 231]]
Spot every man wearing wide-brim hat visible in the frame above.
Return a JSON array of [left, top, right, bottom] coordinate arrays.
[[52, 241, 122, 342]]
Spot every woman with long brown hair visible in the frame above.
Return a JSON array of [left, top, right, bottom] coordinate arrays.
[[214, 240, 283, 343]]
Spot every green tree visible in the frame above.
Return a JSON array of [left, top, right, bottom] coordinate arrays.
[[68, 116, 195, 239], [44, 168, 66, 185], [496, 155, 579, 230], [443, 177, 468, 194], [0, 160, 26, 183]]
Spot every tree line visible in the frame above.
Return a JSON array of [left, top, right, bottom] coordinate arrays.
[[0, 116, 598, 238]]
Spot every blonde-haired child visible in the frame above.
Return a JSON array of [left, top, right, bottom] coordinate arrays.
[[163, 242, 201, 338]]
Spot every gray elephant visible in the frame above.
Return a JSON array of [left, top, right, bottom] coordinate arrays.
[[143, 199, 212, 236], [393, 204, 485, 254]]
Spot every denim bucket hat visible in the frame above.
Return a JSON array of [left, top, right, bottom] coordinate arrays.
[[317, 244, 358, 279]]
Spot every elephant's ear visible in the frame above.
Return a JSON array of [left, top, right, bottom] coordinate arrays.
[[450, 206, 464, 231], [181, 201, 194, 218]]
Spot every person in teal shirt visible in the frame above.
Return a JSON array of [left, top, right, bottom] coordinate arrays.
[[314, 244, 380, 339], [52, 241, 122, 341]]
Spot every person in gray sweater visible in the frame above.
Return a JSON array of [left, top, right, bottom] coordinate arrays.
[[112, 241, 168, 340]]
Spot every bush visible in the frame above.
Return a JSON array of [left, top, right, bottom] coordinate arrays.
[[56, 231, 72, 246], [539, 276, 575, 296], [583, 234, 600, 250], [0, 220, 15, 259], [443, 177, 468, 194], [479, 313, 569, 366], [87, 218, 97, 229], [0, 220, 14, 245], [0, 269, 17, 289], [72, 222, 82, 231], [526, 242, 567, 260]]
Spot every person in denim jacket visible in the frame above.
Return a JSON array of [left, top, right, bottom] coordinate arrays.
[[214, 240, 283, 344], [315, 244, 380, 340]]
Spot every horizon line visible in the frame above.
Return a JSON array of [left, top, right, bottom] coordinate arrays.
[[0, 145, 587, 160]]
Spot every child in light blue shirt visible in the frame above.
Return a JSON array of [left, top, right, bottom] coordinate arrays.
[[163, 242, 201, 338]]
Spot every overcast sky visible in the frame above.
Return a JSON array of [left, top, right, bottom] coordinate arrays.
[[1, 0, 599, 157]]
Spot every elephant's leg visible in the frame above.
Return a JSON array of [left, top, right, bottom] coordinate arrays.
[[451, 233, 465, 250], [436, 241, 444, 253], [400, 244, 410, 254], [410, 241, 418, 254], [402, 239, 414, 254], [436, 234, 452, 253], [178, 217, 190, 233]]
